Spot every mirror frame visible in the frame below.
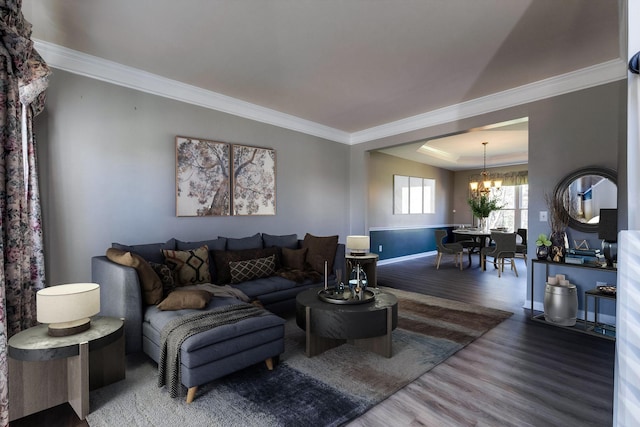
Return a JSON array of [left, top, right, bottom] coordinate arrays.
[[553, 166, 617, 233]]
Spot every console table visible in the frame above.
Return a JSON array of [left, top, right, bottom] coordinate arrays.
[[8, 316, 125, 421], [530, 259, 617, 340]]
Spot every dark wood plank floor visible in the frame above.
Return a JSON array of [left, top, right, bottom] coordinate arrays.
[[12, 254, 614, 426], [347, 254, 615, 427]]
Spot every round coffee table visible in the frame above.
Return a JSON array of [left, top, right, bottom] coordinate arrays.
[[295, 287, 398, 358]]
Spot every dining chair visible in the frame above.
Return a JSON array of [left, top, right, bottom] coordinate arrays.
[[481, 232, 518, 277], [515, 228, 527, 262], [435, 229, 464, 270]]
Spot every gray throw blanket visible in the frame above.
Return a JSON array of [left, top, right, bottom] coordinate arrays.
[[157, 303, 269, 397]]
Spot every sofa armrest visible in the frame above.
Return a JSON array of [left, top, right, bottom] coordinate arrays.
[[91, 256, 143, 354]]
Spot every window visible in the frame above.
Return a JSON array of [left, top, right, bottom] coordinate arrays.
[[488, 184, 528, 230], [394, 175, 436, 214]]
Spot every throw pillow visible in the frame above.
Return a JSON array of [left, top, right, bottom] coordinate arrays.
[[149, 262, 176, 297], [220, 233, 263, 250], [106, 248, 163, 305], [213, 247, 279, 284], [157, 289, 212, 311], [229, 255, 276, 284], [282, 247, 307, 270], [262, 233, 298, 249], [176, 237, 227, 282], [111, 238, 176, 264], [301, 233, 339, 274], [162, 245, 212, 286]]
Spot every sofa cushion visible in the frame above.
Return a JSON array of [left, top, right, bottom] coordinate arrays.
[[157, 289, 212, 311], [106, 248, 164, 305], [282, 247, 307, 270], [112, 239, 176, 264], [176, 238, 226, 252], [221, 233, 263, 251], [149, 261, 176, 296], [213, 247, 279, 284], [301, 233, 339, 274], [162, 245, 212, 286], [230, 276, 300, 300], [229, 255, 276, 284], [262, 233, 298, 249]]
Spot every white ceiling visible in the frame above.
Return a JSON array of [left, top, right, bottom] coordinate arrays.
[[22, 0, 622, 168]]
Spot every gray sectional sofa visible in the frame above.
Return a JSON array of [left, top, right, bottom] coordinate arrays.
[[91, 232, 344, 402]]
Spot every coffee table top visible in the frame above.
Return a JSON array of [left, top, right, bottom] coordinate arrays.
[[296, 287, 397, 312]]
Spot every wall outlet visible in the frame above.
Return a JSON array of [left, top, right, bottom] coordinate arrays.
[[539, 211, 548, 222], [378, 245, 383, 252]]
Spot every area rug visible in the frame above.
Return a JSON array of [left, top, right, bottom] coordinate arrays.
[[87, 288, 512, 427]]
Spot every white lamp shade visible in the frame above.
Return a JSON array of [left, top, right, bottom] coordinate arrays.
[[37, 283, 100, 325], [346, 235, 370, 254]]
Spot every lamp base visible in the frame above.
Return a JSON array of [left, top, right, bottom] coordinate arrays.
[[349, 251, 367, 256], [47, 318, 91, 337]]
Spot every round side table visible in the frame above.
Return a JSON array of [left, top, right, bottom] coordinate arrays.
[[8, 316, 124, 421]]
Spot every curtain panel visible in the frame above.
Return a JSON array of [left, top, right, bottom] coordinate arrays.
[[0, 1, 49, 424]]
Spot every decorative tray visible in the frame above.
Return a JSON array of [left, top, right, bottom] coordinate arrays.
[[597, 285, 617, 295], [317, 289, 375, 305]]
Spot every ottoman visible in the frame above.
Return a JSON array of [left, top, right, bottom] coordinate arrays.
[[142, 297, 285, 402]]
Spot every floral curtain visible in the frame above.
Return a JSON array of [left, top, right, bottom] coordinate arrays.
[[0, 1, 49, 424]]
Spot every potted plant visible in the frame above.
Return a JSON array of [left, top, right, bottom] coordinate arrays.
[[535, 233, 552, 260], [467, 194, 503, 231]]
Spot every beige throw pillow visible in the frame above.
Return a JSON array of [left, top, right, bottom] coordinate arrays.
[[157, 289, 212, 311], [106, 248, 163, 305]]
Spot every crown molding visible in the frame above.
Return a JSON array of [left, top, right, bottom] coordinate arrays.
[[35, 40, 626, 146], [349, 59, 627, 144], [34, 40, 351, 144]]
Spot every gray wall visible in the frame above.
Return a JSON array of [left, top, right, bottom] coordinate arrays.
[[368, 151, 453, 228], [36, 70, 350, 285]]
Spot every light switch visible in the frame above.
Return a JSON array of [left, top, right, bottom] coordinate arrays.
[[539, 211, 548, 222]]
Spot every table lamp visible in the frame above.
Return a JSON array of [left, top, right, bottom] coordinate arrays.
[[346, 235, 370, 256], [37, 283, 100, 336]]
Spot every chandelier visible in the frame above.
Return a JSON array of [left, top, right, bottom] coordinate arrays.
[[469, 142, 502, 196]]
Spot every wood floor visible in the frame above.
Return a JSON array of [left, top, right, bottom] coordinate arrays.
[[12, 254, 614, 426], [347, 254, 615, 427]]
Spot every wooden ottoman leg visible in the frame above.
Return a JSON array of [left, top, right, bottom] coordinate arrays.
[[186, 386, 198, 404], [265, 357, 274, 370]]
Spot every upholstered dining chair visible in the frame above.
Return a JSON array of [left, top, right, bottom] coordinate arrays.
[[435, 229, 464, 270], [481, 231, 518, 277], [515, 228, 527, 262]]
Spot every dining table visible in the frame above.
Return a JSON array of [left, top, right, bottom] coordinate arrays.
[[452, 228, 508, 267]]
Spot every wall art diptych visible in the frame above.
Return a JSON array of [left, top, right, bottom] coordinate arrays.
[[232, 144, 276, 215], [175, 137, 276, 216]]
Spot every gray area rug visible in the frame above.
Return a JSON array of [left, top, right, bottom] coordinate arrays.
[[87, 288, 512, 426]]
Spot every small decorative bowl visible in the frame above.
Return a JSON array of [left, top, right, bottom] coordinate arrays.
[[597, 285, 616, 295]]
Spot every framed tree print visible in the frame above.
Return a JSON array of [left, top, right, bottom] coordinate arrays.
[[175, 136, 231, 216], [232, 144, 276, 215]]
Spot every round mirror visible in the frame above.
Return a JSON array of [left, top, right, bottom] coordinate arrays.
[[554, 167, 617, 233]]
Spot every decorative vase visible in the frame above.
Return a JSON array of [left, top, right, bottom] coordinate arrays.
[[536, 245, 549, 260], [348, 263, 368, 299], [477, 217, 489, 232], [549, 231, 567, 262]]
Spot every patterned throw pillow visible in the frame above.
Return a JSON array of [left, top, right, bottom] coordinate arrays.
[[213, 247, 279, 284], [229, 255, 276, 284], [162, 245, 211, 286], [149, 262, 176, 297]]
